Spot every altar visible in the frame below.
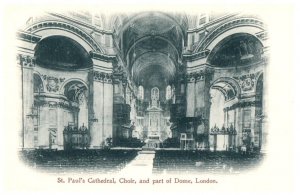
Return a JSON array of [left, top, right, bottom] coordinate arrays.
[[135, 87, 172, 147]]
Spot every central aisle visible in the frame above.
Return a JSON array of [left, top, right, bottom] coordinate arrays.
[[119, 150, 155, 175]]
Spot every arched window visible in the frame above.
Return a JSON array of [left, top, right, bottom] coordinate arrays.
[[151, 87, 159, 101], [138, 85, 144, 100], [166, 85, 172, 100]]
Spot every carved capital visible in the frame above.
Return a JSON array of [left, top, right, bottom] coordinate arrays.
[[17, 54, 35, 67], [186, 67, 214, 82], [93, 70, 113, 83]]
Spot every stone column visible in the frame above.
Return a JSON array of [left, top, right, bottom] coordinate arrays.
[[88, 67, 114, 148], [88, 71, 103, 148], [194, 68, 214, 149], [103, 79, 113, 139], [236, 107, 242, 147], [56, 107, 64, 150], [19, 55, 35, 149], [186, 74, 195, 117], [38, 105, 49, 148]]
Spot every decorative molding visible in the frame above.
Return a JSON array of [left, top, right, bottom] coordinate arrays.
[[90, 51, 117, 63], [186, 67, 215, 82], [17, 54, 36, 67], [34, 99, 79, 111], [17, 31, 41, 43], [112, 65, 128, 84], [93, 70, 113, 83], [41, 75, 65, 93], [187, 13, 238, 33], [183, 49, 210, 61], [48, 12, 113, 35], [26, 20, 104, 53], [255, 31, 268, 41], [233, 73, 260, 92], [195, 18, 264, 52], [223, 100, 261, 111]]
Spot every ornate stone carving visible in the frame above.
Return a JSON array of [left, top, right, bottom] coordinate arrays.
[[17, 54, 35, 67], [93, 71, 113, 83], [186, 67, 214, 82], [112, 65, 128, 84], [233, 74, 256, 92], [41, 75, 65, 93]]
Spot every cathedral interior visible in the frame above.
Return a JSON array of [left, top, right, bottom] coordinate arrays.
[[17, 11, 268, 173]]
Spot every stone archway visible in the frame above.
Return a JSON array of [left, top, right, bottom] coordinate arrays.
[[209, 77, 241, 151], [26, 20, 105, 53], [194, 18, 265, 52]]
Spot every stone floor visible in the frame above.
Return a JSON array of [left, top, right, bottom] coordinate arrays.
[[119, 151, 155, 176]]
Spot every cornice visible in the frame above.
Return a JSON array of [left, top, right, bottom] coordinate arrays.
[[186, 13, 238, 33], [183, 49, 210, 61], [223, 100, 260, 111], [17, 31, 41, 43], [48, 12, 113, 35], [186, 66, 215, 82], [90, 51, 117, 63]]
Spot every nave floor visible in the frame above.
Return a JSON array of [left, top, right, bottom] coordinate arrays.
[[19, 148, 264, 175]]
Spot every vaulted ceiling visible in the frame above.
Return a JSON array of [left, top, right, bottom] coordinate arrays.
[[116, 12, 188, 88]]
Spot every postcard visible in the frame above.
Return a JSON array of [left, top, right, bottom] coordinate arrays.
[[1, 2, 297, 194]]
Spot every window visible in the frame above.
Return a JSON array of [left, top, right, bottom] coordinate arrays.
[[166, 85, 172, 100], [138, 85, 144, 100], [151, 87, 159, 101]]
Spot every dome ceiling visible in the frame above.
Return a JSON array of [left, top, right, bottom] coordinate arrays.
[[132, 52, 176, 87], [208, 33, 263, 67], [35, 36, 92, 70], [130, 14, 177, 35]]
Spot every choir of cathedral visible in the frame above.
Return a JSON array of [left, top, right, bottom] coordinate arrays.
[[17, 11, 267, 152]]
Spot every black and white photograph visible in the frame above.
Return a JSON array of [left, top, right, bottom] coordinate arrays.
[[1, 1, 298, 194]]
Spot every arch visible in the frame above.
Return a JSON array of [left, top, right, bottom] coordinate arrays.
[[207, 33, 264, 67], [116, 12, 187, 40], [195, 18, 265, 52], [131, 51, 177, 74], [33, 73, 44, 93], [26, 20, 105, 53], [166, 85, 172, 100], [138, 85, 144, 100], [210, 77, 241, 100], [59, 78, 89, 95], [255, 72, 264, 90], [126, 35, 181, 62], [34, 35, 93, 70]]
